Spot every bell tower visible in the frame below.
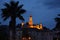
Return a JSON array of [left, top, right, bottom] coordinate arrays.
[[29, 15, 33, 28]]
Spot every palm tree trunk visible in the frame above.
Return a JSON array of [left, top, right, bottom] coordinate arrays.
[[9, 21, 13, 40], [11, 16, 16, 40]]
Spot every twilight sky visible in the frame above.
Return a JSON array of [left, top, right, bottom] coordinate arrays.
[[0, 0, 60, 29]]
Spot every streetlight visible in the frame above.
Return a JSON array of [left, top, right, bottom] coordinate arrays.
[[28, 37, 31, 40]]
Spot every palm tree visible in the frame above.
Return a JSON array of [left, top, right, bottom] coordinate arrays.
[[1, 1, 26, 40], [54, 14, 60, 40], [54, 14, 60, 30], [0, 22, 1, 25]]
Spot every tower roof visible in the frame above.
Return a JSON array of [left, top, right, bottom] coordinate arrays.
[[30, 15, 32, 17]]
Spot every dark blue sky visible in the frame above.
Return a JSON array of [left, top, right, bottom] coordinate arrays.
[[0, 0, 60, 29]]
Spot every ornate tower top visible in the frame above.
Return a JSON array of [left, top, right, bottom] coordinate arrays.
[[29, 14, 32, 17], [28, 15, 33, 28]]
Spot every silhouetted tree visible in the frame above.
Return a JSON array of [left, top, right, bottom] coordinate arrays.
[[0, 30, 7, 40], [0, 26, 8, 40], [0, 22, 1, 25], [1, 1, 26, 40], [54, 14, 60, 30]]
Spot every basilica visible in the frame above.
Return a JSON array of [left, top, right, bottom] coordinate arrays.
[[9, 15, 60, 40]]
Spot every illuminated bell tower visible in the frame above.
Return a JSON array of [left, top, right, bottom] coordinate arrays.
[[29, 15, 33, 28]]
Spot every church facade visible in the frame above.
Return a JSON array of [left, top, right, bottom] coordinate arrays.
[[9, 15, 60, 40], [19, 15, 53, 40]]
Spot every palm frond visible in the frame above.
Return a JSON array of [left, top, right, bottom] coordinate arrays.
[[10, 1, 15, 6], [18, 5, 23, 9], [58, 14, 60, 16], [4, 3, 10, 8], [18, 9, 26, 14], [15, 1, 19, 7], [1, 1, 26, 21], [18, 15, 25, 21], [55, 17, 60, 22], [17, 5, 23, 11], [3, 16, 9, 21], [2, 9, 10, 17]]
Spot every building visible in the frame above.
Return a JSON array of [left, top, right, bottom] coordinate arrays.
[[9, 15, 60, 40], [53, 25, 60, 40], [16, 15, 53, 40], [0, 15, 60, 40]]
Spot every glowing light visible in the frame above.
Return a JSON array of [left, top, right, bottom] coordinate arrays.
[[29, 25, 33, 28], [33, 26, 36, 28], [28, 37, 31, 40], [22, 37, 26, 40], [29, 15, 33, 26], [36, 24, 43, 30], [39, 24, 43, 30], [21, 22, 24, 27], [36, 24, 40, 29], [22, 37, 25, 39]]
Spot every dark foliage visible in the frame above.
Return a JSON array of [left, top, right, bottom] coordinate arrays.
[[1, 1, 26, 21], [54, 14, 60, 30], [0, 26, 8, 40], [1, 1, 26, 40]]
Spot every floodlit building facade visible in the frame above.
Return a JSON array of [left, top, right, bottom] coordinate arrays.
[[9, 15, 60, 40], [16, 15, 53, 40]]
